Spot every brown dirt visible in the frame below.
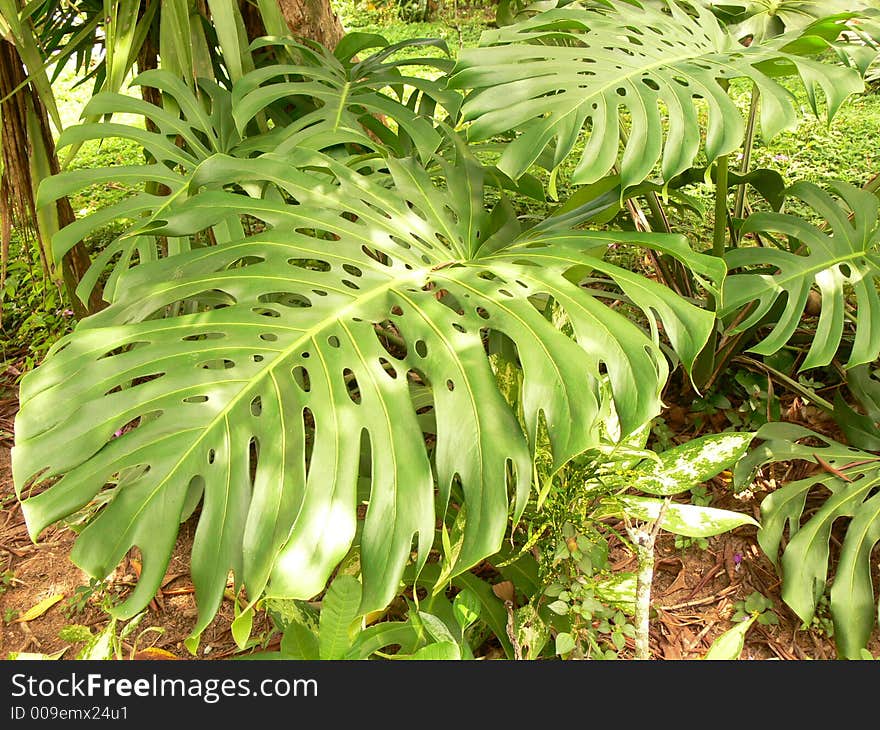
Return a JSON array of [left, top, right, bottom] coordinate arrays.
[[1, 388, 877, 661], [0, 441, 274, 660]]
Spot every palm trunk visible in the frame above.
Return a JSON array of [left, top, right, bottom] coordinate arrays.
[[275, 0, 345, 48]]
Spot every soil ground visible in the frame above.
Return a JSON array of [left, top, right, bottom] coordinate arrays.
[[1, 373, 878, 662]]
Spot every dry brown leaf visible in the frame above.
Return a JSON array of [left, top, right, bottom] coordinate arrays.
[[492, 581, 515, 603], [660, 639, 682, 660], [660, 560, 689, 597]]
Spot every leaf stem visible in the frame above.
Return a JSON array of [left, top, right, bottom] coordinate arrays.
[[733, 85, 760, 228], [732, 355, 836, 412], [616, 119, 691, 297], [712, 155, 729, 260]]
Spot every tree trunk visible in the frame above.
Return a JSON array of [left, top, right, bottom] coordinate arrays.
[[275, 0, 345, 48]]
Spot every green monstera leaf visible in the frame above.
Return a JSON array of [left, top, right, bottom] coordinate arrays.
[[447, 0, 864, 188], [13, 147, 723, 647], [38, 35, 458, 308], [37, 70, 244, 306], [231, 34, 460, 160], [735, 422, 880, 659], [721, 180, 880, 371]]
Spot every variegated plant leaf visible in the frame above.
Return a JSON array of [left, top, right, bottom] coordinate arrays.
[[597, 495, 760, 537]]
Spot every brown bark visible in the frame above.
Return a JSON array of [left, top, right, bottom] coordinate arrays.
[[275, 0, 346, 48], [136, 0, 162, 128], [241, 1, 268, 43]]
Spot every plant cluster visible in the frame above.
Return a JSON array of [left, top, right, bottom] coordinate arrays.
[[4, 0, 880, 659]]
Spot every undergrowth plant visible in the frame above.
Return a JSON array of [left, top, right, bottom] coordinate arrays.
[[9, 0, 880, 658]]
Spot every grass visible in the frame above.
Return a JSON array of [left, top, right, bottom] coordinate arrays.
[[337, 0, 492, 52]]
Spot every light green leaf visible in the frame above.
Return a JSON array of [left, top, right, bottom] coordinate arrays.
[[547, 600, 569, 615], [445, 569, 513, 659], [594, 572, 637, 613], [452, 588, 481, 632], [318, 575, 362, 660], [234, 37, 458, 162], [417, 611, 458, 646], [346, 622, 419, 659], [392, 641, 461, 660], [735, 421, 880, 658], [230, 603, 254, 649], [79, 619, 117, 660], [206, 0, 254, 84], [280, 623, 320, 660], [555, 631, 576, 656], [704, 615, 756, 659]]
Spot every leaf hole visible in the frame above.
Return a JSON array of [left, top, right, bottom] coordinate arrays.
[[375, 321, 407, 359], [183, 332, 225, 342], [303, 407, 315, 475], [293, 366, 311, 392], [344, 368, 361, 404], [229, 255, 264, 268], [379, 357, 397, 378], [200, 359, 235, 369], [258, 293, 312, 309], [288, 258, 330, 271], [248, 437, 259, 486], [98, 341, 150, 360]]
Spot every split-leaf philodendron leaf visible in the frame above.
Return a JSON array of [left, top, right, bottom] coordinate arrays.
[[13, 148, 723, 647], [735, 422, 880, 659], [722, 180, 880, 370], [448, 0, 864, 188]]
